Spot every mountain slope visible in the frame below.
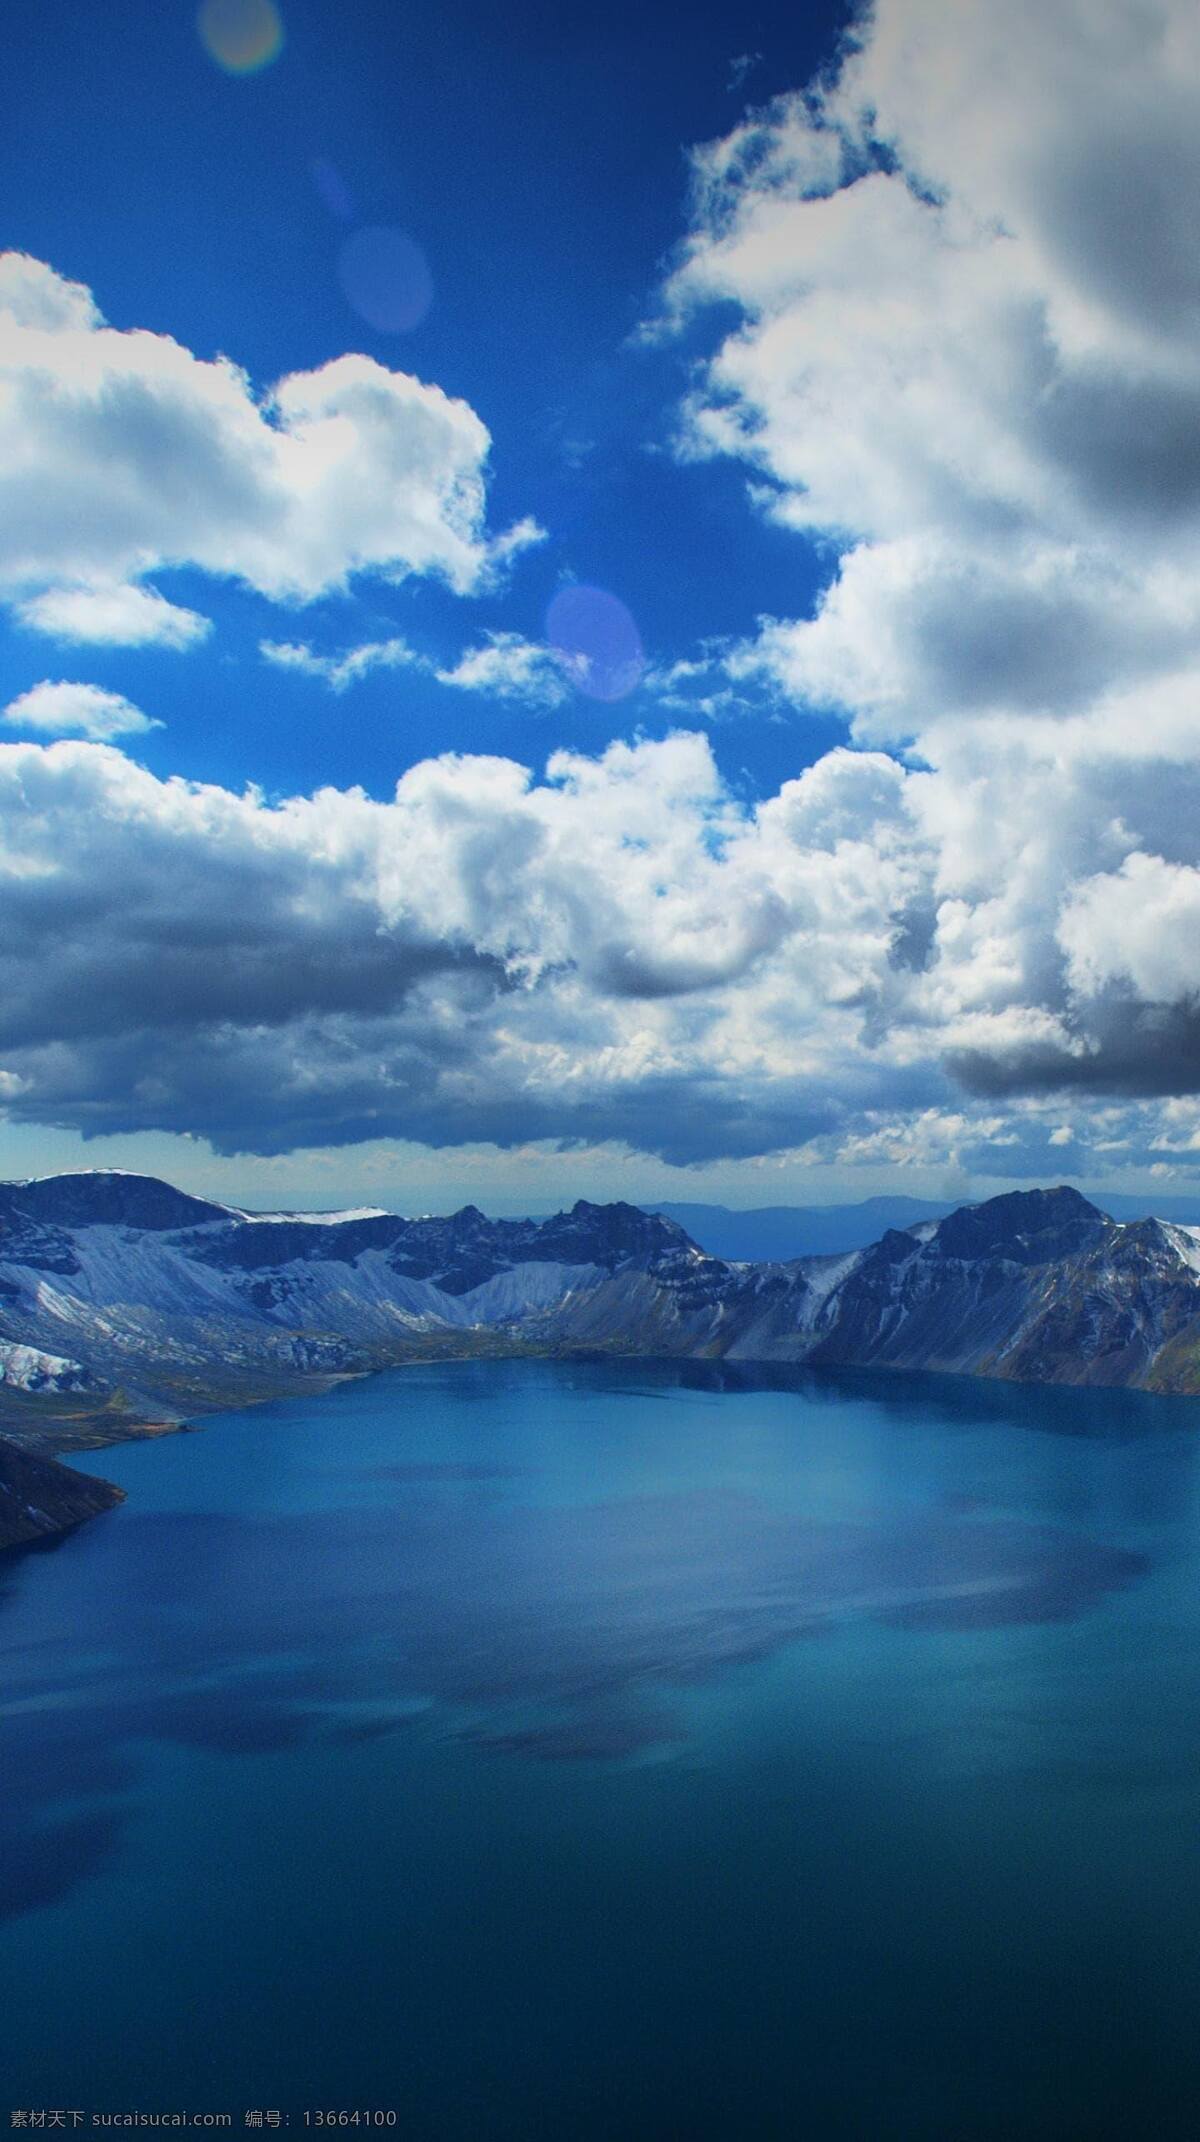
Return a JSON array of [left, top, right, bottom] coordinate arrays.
[[0, 1176, 710, 1441], [3, 1175, 1200, 1474]]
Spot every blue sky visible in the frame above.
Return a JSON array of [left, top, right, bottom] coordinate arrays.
[[4, 0, 1200, 1213], [0, 0, 846, 803]]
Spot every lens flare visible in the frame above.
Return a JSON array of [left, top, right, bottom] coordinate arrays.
[[198, 0, 284, 73], [312, 157, 355, 224], [546, 584, 645, 703], [338, 226, 433, 335]]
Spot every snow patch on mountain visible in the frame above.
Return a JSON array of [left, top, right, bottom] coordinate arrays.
[[1162, 1223, 1200, 1277], [0, 1339, 97, 1391], [796, 1251, 860, 1322], [458, 1260, 604, 1323], [233, 1206, 392, 1226]]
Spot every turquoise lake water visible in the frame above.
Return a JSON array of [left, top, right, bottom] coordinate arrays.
[[4, 1357, 1200, 2138]]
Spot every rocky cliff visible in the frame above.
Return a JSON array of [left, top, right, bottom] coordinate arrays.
[[0, 1434, 124, 1551]]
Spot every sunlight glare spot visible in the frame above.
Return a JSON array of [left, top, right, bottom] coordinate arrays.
[[198, 0, 285, 74]]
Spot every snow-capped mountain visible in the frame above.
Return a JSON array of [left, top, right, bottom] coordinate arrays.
[[712, 1188, 1200, 1387], [3, 1175, 1200, 1453], [0, 1172, 712, 1429]]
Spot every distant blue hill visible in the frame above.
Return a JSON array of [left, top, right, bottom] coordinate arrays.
[[648, 1199, 956, 1260], [650, 1192, 1200, 1262]]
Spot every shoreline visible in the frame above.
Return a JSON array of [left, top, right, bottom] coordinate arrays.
[[0, 1434, 127, 1553]]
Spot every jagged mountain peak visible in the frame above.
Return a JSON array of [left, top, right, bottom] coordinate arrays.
[[931, 1186, 1109, 1267], [554, 1199, 694, 1258]]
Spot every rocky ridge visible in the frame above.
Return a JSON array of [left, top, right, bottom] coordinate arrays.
[[1, 1174, 1199, 1469]]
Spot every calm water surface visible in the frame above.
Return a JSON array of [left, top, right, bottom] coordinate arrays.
[[4, 1359, 1200, 2138]]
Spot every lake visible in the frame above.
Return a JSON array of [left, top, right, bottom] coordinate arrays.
[[4, 1358, 1200, 2138]]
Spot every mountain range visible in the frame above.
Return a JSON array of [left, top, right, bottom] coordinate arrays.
[[4, 1169, 1200, 1547]]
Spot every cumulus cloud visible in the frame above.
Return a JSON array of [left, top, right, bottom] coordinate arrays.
[[0, 732, 934, 1160], [0, 724, 1199, 1178], [16, 582, 212, 649], [631, 0, 1200, 1132], [1, 682, 161, 741], [664, 0, 1200, 740], [0, 252, 540, 641], [435, 633, 577, 707]]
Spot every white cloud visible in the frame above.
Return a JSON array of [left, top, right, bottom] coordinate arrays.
[[259, 629, 573, 705], [17, 581, 212, 649], [1, 681, 161, 741], [641, 648, 763, 721], [0, 723, 1198, 1177], [1058, 853, 1200, 1004], [0, 252, 541, 639], [435, 632, 576, 707], [0, 253, 99, 332], [663, 0, 1200, 743], [610, 0, 1200, 1141], [260, 637, 419, 692], [483, 517, 548, 573], [0, 730, 926, 1160]]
